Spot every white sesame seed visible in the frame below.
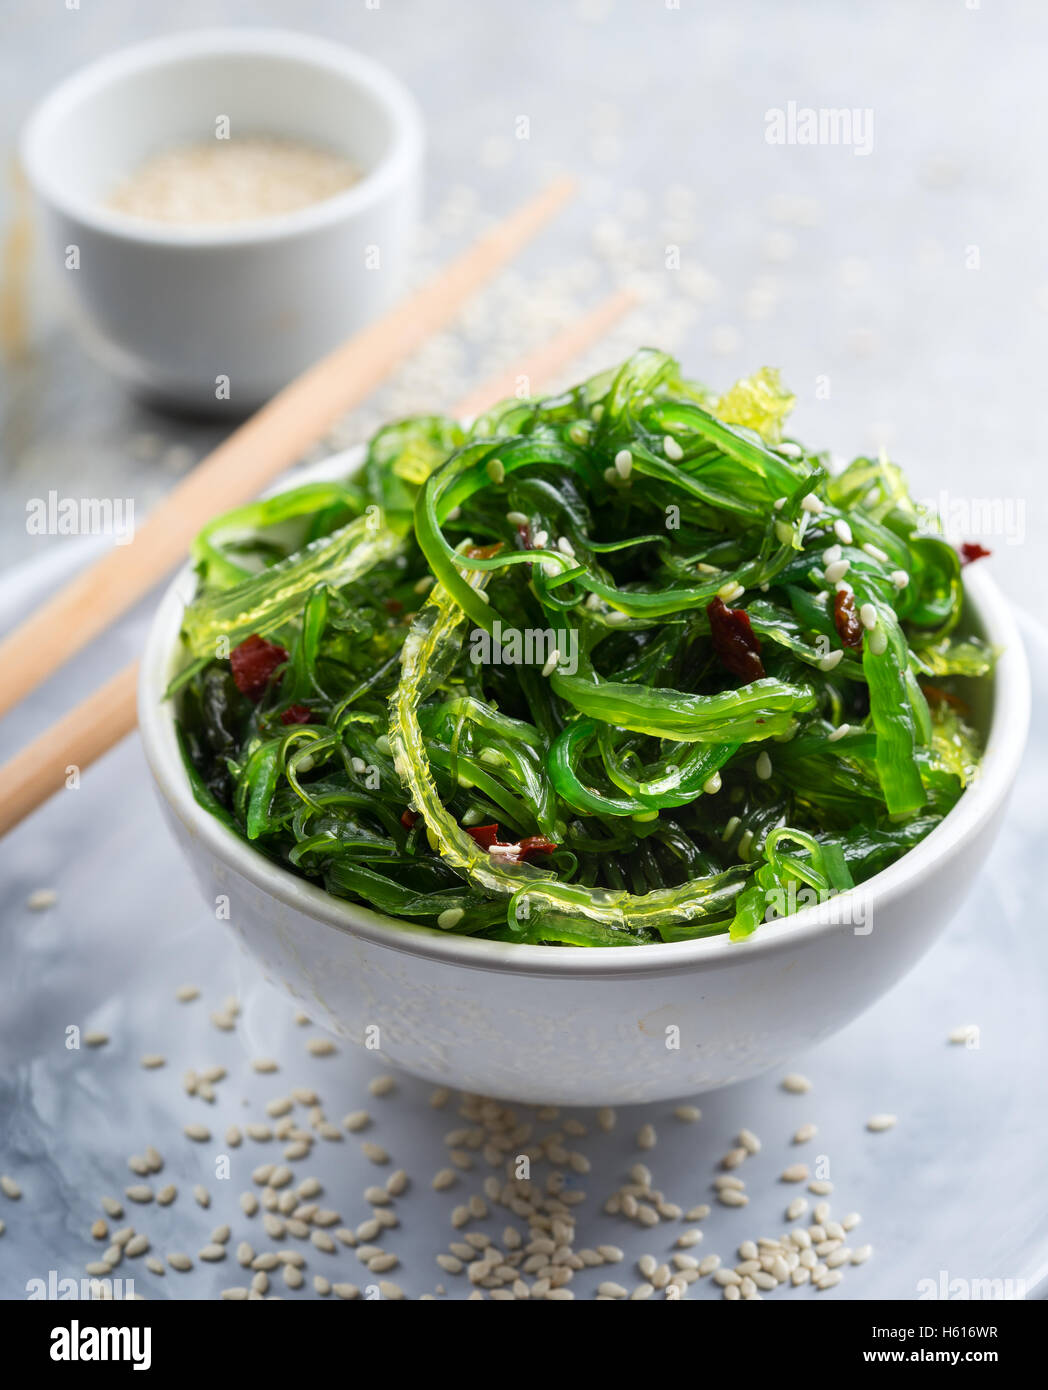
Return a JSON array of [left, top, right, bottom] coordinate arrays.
[[307, 1038, 336, 1057], [674, 1104, 701, 1123], [834, 519, 853, 544], [800, 493, 823, 514], [773, 497, 787, 510], [183, 1123, 210, 1142], [822, 544, 842, 564], [84, 1031, 109, 1048], [862, 542, 889, 562], [27, 888, 58, 910], [868, 627, 888, 655], [506, 510, 528, 527], [786, 1197, 808, 1221], [824, 559, 850, 584], [859, 602, 878, 630], [890, 569, 909, 589], [808, 1180, 834, 1196], [486, 458, 506, 485], [781, 1164, 809, 1183], [0, 1176, 22, 1200], [782, 1073, 812, 1093], [437, 907, 464, 930], [701, 772, 722, 794], [636, 1123, 656, 1150], [827, 723, 850, 743], [851, 1244, 873, 1264], [793, 1123, 818, 1143], [755, 751, 772, 781], [663, 435, 683, 461], [541, 650, 560, 678], [818, 649, 843, 671], [866, 1113, 897, 1132], [614, 449, 633, 478], [717, 1188, 748, 1208]]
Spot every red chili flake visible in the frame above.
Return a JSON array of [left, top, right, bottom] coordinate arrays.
[[280, 704, 314, 725], [383, 598, 403, 614], [400, 809, 418, 829], [230, 634, 289, 700], [706, 597, 766, 682], [516, 522, 533, 549], [833, 590, 863, 650], [465, 542, 504, 560], [959, 542, 991, 565], [921, 684, 971, 715], [465, 823, 557, 862], [465, 823, 501, 849], [515, 836, 558, 860]]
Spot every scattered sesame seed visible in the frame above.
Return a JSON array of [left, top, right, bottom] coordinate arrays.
[[859, 602, 878, 630], [827, 723, 850, 743], [636, 1123, 656, 1150], [306, 1038, 336, 1057], [834, 519, 853, 544], [663, 435, 683, 461], [27, 888, 58, 911], [862, 542, 889, 562], [782, 1073, 812, 1093], [868, 627, 888, 655], [800, 493, 823, 514], [866, 1113, 897, 1132], [541, 650, 560, 678], [890, 569, 909, 589], [83, 1031, 109, 1048], [486, 458, 506, 485], [755, 751, 772, 781]]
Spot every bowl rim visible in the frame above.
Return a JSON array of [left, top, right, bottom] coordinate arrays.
[[138, 445, 1031, 979], [19, 27, 424, 248]]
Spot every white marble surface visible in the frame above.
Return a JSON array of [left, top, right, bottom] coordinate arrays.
[[0, 542, 1045, 1301]]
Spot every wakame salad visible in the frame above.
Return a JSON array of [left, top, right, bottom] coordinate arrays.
[[171, 350, 993, 947]]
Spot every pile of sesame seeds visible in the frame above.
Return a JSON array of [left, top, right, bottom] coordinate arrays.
[[0, 965, 916, 1301]]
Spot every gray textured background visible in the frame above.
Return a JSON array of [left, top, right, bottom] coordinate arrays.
[[1, 0, 1044, 594]]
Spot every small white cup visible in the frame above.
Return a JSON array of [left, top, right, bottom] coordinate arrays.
[[20, 28, 424, 411]]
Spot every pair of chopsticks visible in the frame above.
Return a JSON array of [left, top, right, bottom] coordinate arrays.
[[0, 177, 636, 837]]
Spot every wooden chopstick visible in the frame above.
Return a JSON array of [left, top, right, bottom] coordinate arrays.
[[0, 175, 576, 723], [0, 288, 638, 837]]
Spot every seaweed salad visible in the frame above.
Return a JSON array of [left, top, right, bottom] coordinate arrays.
[[171, 350, 991, 946]]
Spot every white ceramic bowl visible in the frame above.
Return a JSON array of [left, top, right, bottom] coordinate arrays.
[[20, 29, 423, 410], [139, 449, 1031, 1103]]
